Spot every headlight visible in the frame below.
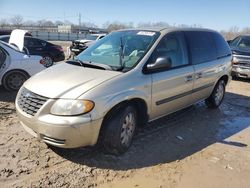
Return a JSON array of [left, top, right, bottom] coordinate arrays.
[[232, 56, 239, 64], [50, 99, 94, 116]]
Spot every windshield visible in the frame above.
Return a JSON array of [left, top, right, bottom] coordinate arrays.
[[76, 30, 159, 70], [85, 35, 99, 41], [230, 36, 250, 49]]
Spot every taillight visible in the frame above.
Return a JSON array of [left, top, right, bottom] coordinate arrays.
[[40, 59, 45, 65]]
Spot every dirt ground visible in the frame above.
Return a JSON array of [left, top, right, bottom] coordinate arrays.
[[0, 79, 250, 188]]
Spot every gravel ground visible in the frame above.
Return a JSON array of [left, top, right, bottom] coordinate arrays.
[[0, 79, 250, 188]]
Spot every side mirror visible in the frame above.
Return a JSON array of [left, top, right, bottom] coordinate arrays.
[[145, 56, 172, 73]]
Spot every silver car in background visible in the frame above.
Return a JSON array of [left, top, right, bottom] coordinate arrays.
[[15, 28, 232, 154]]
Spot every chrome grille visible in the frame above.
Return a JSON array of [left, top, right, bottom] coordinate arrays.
[[18, 88, 48, 116], [234, 55, 250, 64]]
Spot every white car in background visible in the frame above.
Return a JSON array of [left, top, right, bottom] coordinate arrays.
[[0, 29, 46, 91], [68, 33, 107, 57]]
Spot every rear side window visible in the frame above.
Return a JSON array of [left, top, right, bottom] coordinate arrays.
[[0, 47, 7, 69], [184, 31, 217, 64], [212, 32, 231, 58], [25, 38, 43, 48]]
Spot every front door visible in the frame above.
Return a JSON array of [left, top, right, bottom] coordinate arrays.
[[150, 32, 195, 120]]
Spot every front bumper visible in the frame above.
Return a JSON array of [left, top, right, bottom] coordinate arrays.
[[232, 65, 250, 78], [232, 55, 250, 78], [16, 102, 103, 148]]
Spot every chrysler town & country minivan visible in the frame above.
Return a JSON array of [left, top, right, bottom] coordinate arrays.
[[15, 28, 232, 154]]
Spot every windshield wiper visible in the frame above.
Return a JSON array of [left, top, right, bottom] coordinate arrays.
[[67, 59, 112, 70]]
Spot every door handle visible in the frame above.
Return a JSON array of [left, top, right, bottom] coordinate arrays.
[[195, 72, 202, 79], [185, 75, 193, 82]]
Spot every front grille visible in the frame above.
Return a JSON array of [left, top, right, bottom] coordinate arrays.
[[234, 55, 250, 64], [18, 88, 48, 116]]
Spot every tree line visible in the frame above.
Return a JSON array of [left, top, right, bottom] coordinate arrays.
[[1, 15, 249, 39]]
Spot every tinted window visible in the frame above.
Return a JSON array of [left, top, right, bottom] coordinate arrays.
[[0, 47, 7, 69], [150, 32, 188, 68], [185, 31, 217, 64], [212, 32, 231, 58], [230, 37, 240, 47], [238, 37, 250, 49], [24, 38, 43, 48], [0, 36, 9, 43]]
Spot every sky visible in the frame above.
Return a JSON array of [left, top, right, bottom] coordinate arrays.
[[0, 0, 250, 31]]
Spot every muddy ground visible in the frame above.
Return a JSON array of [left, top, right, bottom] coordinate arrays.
[[0, 79, 250, 188]]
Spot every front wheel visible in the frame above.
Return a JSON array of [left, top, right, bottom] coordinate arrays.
[[102, 105, 138, 155], [205, 80, 225, 108]]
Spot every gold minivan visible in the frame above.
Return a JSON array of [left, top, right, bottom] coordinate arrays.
[[15, 28, 232, 154]]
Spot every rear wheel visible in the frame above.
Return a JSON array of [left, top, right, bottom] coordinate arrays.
[[42, 55, 53, 67], [2, 70, 29, 91], [205, 80, 225, 108], [102, 105, 138, 155]]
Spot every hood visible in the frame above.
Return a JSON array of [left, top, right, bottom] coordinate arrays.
[[23, 63, 122, 99], [231, 47, 250, 56], [78, 39, 92, 43], [9, 29, 28, 51]]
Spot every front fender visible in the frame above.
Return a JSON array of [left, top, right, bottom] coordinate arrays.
[[90, 88, 151, 120]]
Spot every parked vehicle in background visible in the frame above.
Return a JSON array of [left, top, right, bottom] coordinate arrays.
[[0, 35, 65, 67], [0, 30, 48, 91], [228, 35, 250, 79], [68, 33, 106, 57], [16, 28, 231, 155]]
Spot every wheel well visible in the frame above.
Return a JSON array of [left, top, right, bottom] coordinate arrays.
[[105, 98, 148, 127], [43, 54, 54, 61], [219, 75, 229, 85], [98, 98, 148, 144]]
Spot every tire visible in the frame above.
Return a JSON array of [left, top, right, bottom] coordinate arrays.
[[2, 70, 29, 91], [102, 105, 138, 155], [232, 75, 237, 80], [205, 80, 225, 108], [42, 55, 53, 67]]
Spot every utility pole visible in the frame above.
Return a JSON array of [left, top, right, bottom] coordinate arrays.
[[78, 13, 81, 33]]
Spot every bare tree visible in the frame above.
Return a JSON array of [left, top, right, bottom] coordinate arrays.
[[84, 22, 98, 28], [103, 21, 132, 32], [10, 15, 23, 28], [241, 27, 250, 35], [43, 21, 54, 27], [23, 20, 36, 26], [107, 23, 127, 32], [55, 20, 64, 26], [0, 19, 8, 27]]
